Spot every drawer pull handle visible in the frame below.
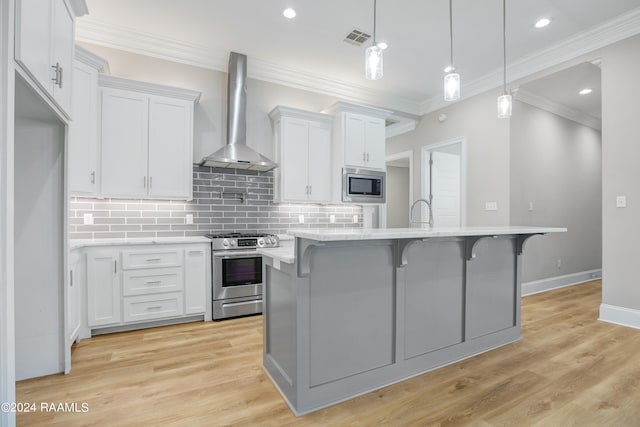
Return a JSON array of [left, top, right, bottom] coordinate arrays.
[[146, 306, 162, 311], [145, 281, 162, 285], [145, 258, 162, 262]]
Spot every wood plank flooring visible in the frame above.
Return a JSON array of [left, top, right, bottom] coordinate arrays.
[[15, 280, 640, 426]]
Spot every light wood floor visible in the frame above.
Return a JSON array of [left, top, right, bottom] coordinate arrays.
[[16, 280, 640, 426]]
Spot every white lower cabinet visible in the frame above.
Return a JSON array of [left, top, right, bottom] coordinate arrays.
[[84, 242, 209, 333], [86, 250, 121, 327]]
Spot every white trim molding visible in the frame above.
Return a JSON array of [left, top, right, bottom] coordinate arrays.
[[77, 7, 640, 117], [418, 6, 640, 115], [514, 89, 602, 131], [522, 269, 602, 296], [76, 18, 422, 115], [599, 304, 640, 330], [75, 45, 110, 74], [98, 74, 201, 102]]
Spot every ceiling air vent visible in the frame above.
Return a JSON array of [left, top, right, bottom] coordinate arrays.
[[343, 29, 371, 46]]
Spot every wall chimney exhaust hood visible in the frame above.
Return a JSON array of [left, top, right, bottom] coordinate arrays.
[[200, 52, 278, 172]]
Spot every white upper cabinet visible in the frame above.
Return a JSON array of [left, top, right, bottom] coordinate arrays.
[[148, 95, 194, 198], [326, 102, 391, 203], [330, 104, 391, 171], [100, 87, 149, 198], [270, 107, 333, 203], [68, 47, 109, 196], [98, 75, 200, 200], [15, 0, 83, 118]]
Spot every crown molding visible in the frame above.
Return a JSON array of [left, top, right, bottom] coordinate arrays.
[[268, 106, 334, 124], [76, 18, 422, 115], [77, 7, 640, 118], [98, 74, 201, 103], [385, 118, 417, 139], [419, 6, 640, 116], [75, 45, 110, 74], [514, 89, 602, 130]]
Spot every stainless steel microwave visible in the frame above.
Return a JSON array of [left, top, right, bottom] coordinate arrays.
[[342, 168, 386, 204]]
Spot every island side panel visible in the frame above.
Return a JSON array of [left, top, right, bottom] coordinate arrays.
[[307, 242, 395, 387], [403, 238, 465, 359], [466, 236, 518, 339], [263, 259, 298, 408]]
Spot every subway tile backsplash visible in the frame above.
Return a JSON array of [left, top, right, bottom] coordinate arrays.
[[69, 165, 363, 239]]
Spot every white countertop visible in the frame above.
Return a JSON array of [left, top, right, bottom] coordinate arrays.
[[288, 226, 567, 242], [70, 236, 212, 250], [256, 247, 295, 264]]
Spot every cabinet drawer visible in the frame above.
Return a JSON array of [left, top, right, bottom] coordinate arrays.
[[123, 267, 183, 296], [123, 293, 184, 323], [122, 248, 183, 270]]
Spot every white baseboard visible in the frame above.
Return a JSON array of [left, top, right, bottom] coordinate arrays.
[[522, 269, 602, 296], [599, 304, 640, 330]]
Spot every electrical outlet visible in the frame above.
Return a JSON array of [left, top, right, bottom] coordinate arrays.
[[329, 215, 336, 223], [353, 215, 359, 223], [616, 195, 627, 208], [298, 214, 305, 224], [485, 202, 498, 211], [83, 213, 93, 225], [185, 214, 194, 225]]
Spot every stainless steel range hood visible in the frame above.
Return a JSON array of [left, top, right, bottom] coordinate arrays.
[[200, 52, 278, 172]]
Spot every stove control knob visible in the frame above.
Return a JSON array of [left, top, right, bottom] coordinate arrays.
[[257, 237, 265, 247], [268, 237, 275, 245], [222, 239, 229, 247], [230, 239, 236, 247]]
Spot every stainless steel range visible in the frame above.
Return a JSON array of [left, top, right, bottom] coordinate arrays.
[[207, 232, 279, 320]]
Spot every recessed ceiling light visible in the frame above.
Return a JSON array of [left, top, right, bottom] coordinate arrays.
[[579, 88, 593, 95], [535, 18, 551, 28], [377, 42, 388, 50], [283, 8, 296, 19]]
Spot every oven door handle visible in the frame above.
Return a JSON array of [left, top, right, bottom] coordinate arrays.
[[213, 251, 262, 258]]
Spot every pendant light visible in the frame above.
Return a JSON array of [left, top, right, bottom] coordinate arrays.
[[497, 0, 512, 118], [444, 0, 460, 101], [365, 0, 383, 80]]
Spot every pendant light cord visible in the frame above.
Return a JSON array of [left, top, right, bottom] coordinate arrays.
[[373, 0, 377, 44], [449, 0, 454, 68], [503, 0, 507, 94]]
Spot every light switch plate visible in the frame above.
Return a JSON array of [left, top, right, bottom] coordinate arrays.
[[616, 196, 627, 208], [329, 215, 336, 223], [353, 215, 359, 223], [83, 213, 93, 225], [485, 202, 498, 211], [298, 214, 305, 223], [185, 214, 194, 224]]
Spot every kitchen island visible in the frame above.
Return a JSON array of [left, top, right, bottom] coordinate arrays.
[[257, 227, 566, 415]]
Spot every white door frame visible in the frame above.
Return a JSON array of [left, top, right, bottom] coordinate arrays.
[[421, 137, 467, 226], [1, 0, 16, 425], [380, 149, 413, 228]]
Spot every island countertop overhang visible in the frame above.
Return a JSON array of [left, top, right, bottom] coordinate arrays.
[[286, 226, 567, 242]]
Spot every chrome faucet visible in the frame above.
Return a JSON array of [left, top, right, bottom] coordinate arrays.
[[410, 197, 433, 228]]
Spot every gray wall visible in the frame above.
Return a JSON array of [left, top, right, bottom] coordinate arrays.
[[510, 101, 602, 282], [386, 166, 410, 228], [386, 89, 510, 226], [601, 34, 640, 313]]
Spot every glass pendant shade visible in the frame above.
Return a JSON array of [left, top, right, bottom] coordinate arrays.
[[497, 93, 512, 118], [444, 72, 460, 101], [365, 45, 383, 80]]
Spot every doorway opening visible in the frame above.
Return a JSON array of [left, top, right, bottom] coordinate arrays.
[[421, 137, 466, 227], [382, 150, 413, 228]]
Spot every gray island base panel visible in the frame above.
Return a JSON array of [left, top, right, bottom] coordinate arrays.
[[260, 227, 566, 416]]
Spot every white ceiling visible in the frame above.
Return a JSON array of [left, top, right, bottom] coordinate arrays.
[[78, 0, 640, 115]]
